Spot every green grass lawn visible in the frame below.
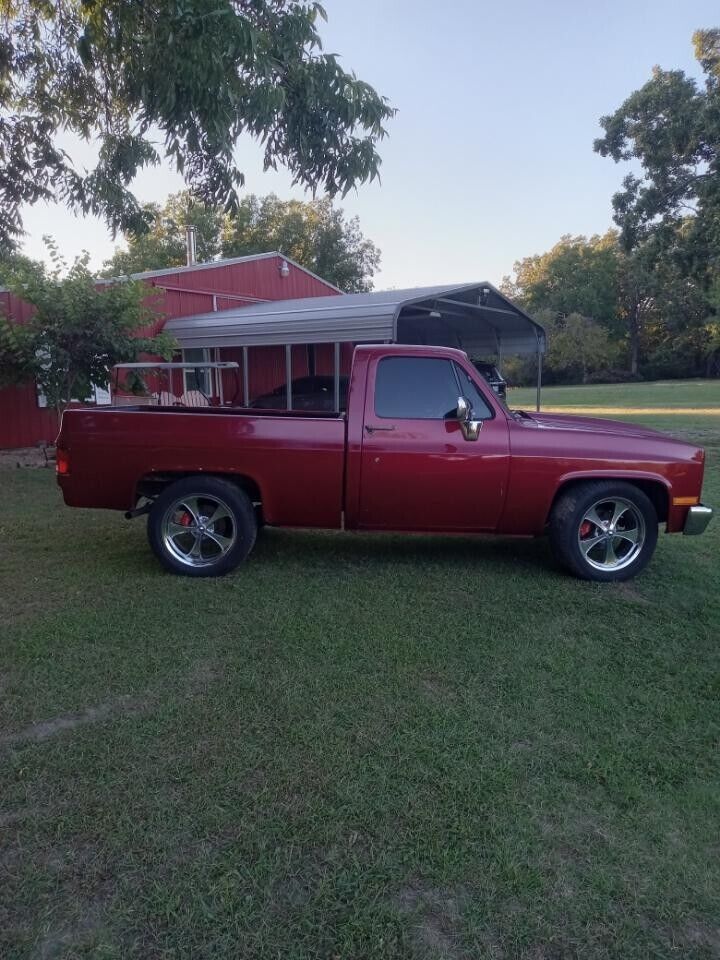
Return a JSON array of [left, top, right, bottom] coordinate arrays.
[[1, 386, 719, 959], [511, 378, 720, 410]]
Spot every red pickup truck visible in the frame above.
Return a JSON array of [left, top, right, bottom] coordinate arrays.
[[56, 344, 712, 582]]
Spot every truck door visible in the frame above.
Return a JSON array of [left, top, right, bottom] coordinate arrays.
[[358, 354, 510, 531]]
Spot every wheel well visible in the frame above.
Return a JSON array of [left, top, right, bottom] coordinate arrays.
[[136, 472, 262, 506], [548, 477, 668, 524]]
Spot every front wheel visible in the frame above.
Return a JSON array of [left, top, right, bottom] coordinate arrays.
[[147, 476, 257, 577], [549, 481, 658, 582]]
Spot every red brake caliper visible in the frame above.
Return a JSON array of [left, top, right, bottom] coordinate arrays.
[[179, 511, 193, 527], [579, 520, 593, 538]]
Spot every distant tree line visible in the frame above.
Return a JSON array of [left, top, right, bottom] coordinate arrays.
[[504, 29, 720, 385], [102, 192, 380, 293]]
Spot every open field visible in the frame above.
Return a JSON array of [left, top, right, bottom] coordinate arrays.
[[511, 379, 720, 410], [1, 383, 719, 959]]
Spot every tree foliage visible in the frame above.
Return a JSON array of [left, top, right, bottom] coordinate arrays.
[[593, 28, 720, 376], [103, 194, 224, 276], [506, 227, 717, 383], [506, 233, 644, 377], [594, 29, 720, 256], [507, 31, 720, 386], [103, 191, 381, 292], [0, 241, 176, 413], [505, 233, 621, 329], [0, 1, 394, 252], [536, 310, 621, 384], [220, 194, 379, 291]]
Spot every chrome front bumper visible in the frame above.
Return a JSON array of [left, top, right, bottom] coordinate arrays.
[[683, 504, 713, 536]]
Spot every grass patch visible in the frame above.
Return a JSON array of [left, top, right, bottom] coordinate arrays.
[[1, 385, 719, 958], [511, 379, 720, 412]]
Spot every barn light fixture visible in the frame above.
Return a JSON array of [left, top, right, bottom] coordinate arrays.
[[279, 260, 290, 278], [429, 310, 442, 320]]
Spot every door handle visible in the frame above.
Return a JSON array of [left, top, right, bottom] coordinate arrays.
[[365, 424, 396, 434]]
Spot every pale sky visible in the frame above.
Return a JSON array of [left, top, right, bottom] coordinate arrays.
[[18, 0, 718, 289]]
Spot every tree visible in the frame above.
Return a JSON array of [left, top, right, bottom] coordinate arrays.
[[505, 232, 655, 374], [103, 191, 381, 292], [594, 28, 720, 374], [220, 194, 380, 291], [504, 232, 621, 329], [594, 30, 720, 256], [504, 232, 669, 378], [0, 241, 176, 415], [102, 194, 224, 276], [0, 1, 394, 252], [539, 310, 621, 384]]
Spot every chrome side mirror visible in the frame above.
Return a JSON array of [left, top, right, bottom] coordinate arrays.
[[455, 395, 482, 441], [455, 396, 471, 421]]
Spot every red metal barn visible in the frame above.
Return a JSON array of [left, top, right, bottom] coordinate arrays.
[[0, 252, 341, 449]]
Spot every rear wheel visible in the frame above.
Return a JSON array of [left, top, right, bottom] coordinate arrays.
[[147, 476, 257, 577], [549, 481, 658, 582]]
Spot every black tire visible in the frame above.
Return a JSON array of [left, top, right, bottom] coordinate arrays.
[[549, 480, 658, 582], [147, 476, 257, 577]]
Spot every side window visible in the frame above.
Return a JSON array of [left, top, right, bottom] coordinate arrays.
[[453, 364, 494, 420], [375, 357, 459, 419]]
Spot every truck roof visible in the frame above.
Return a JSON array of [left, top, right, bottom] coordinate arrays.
[[353, 343, 469, 362]]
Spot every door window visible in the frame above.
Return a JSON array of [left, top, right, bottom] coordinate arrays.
[[374, 357, 459, 419], [453, 363, 493, 420]]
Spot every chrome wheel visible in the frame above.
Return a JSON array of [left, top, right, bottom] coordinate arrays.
[[577, 497, 646, 572], [161, 494, 237, 568]]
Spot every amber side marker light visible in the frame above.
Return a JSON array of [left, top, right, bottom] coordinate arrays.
[[673, 496, 699, 506], [56, 448, 70, 475]]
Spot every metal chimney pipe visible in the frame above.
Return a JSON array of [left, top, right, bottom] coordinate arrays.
[[185, 224, 197, 266]]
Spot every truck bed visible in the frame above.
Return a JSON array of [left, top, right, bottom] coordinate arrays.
[[58, 406, 347, 528]]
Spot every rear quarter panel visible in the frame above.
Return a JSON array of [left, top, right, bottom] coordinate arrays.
[[58, 407, 346, 528]]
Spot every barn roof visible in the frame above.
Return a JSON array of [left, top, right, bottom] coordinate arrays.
[[104, 250, 342, 293], [165, 282, 545, 357]]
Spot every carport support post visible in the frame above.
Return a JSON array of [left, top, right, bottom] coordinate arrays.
[[536, 348, 542, 412], [334, 342, 340, 412], [242, 347, 249, 407], [285, 344, 293, 410], [215, 347, 224, 404]]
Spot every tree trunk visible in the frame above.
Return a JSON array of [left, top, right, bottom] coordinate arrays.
[[628, 303, 640, 376]]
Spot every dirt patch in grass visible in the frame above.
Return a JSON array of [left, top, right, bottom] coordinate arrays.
[[419, 674, 458, 703], [0, 446, 52, 470], [0, 805, 45, 829], [2, 658, 218, 751], [679, 920, 720, 951], [0, 835, 113, 959], [270, 835, 375, 918], [394, 882, 470, 958], [0, 694, 152, 748], [186, 657, 225, 696], [33, 897, 106, 960], [613, 581, 651, 605]]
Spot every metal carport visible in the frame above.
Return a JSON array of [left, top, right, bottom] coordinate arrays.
[[165, 282, 546, 410]]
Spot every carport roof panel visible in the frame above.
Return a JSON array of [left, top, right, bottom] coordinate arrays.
[[164, 283, 545, 355]]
